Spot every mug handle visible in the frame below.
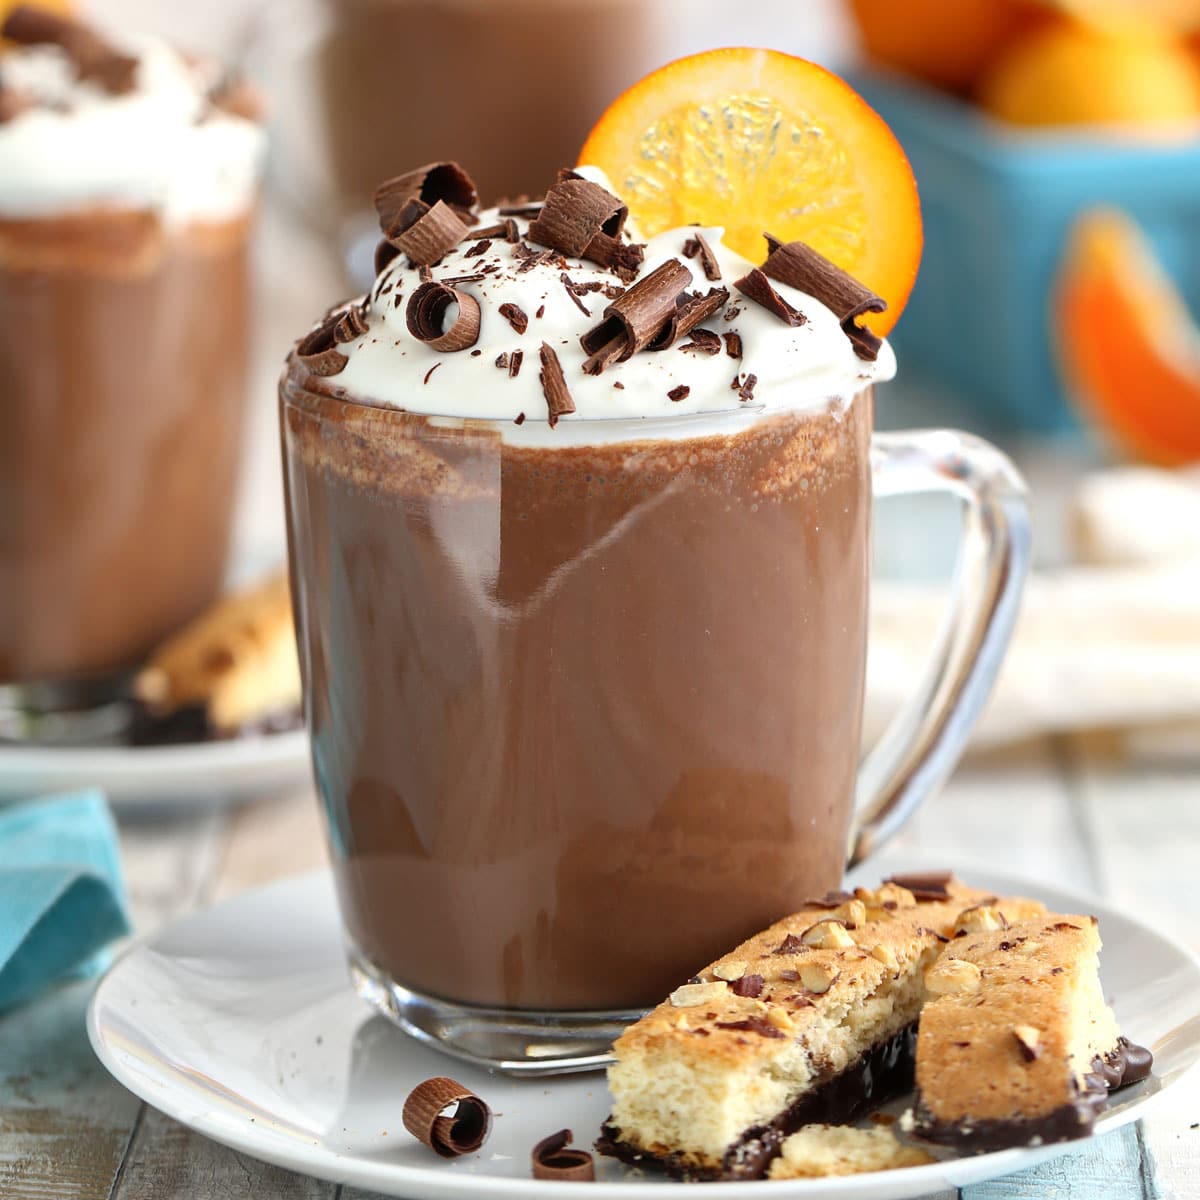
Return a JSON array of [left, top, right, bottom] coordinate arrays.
[[849, 429, 1033, 866]]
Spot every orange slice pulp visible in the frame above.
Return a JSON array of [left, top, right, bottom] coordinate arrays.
[[578, 47, 923, 336], [1057, 209, 1200, 464]]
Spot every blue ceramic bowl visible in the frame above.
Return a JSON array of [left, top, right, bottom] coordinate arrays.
[[851, 68, 1200, 434]]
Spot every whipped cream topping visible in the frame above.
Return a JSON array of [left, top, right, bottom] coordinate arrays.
[[333, 176, 894, 435], [0, 35, 265, 224]]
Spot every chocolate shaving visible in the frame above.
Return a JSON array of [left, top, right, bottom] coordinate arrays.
[[677, 329, 722, 356], [724, 331, 743, 359], [532, 1129, 595, 1182], [498, 202, 544, 217], [683, 232, 721, 281], [775, 933, 806, 955], [440, 273, 486, 285], [536, 304, 546, 319], [762, 235, 887, 361], [734, 268, 806, 327], [391, 200, 470, 268], [499, 303, 528, 334], [580, 259, 692, 373], [406, 281, 481, 352], [885, 871, 953, 901], [583, 234, 645, 283], [464, 238, 491, 258], [668, 385, 690, 402], [517, 248, 556, 274], [402, 1076, 492, 1158], [469, 223, 507, 239], [374, 162, 477, 234], [715, 1016, 784, 1039], [732, 372, 758, 403], [2, 7, 138, 95], [539, 342, 574, 428], [509, 349, 524, 378], [560, 273, 592, 316], [424, 363, 441, 385], [647, 286, 730, 351], [805, 890, 857, 909], [495, 353, 509, 369], [730, 973, 764, 998], [515, 412, 526, 425], [503, 218, 521, 243], [295, 310, 350, 376]]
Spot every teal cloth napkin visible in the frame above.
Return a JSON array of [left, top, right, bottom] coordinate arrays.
[[0, 790, 131, 1011]]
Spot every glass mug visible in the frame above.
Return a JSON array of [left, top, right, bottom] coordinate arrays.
[[281, 373, 1030, 1074]]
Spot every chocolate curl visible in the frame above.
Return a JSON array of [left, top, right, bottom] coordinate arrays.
[[528, 174, 644, 282], [333, 305, 368, 343], [538, 343, 575, 428], [373, 161, 478, 234], [682, 233, 721, 281], [406, 282, 481, 352], [403, 1077, 492, 1159], [294, 309, 349, 377], [2, 6, 138, 95], [579, 259, 693, 374], [733, 268, 806, 328], [646, 286, 729, 351], [390, 200, 471, 268], [531, 1129, 595, 1182], [762, 235, 887, 361], [677, 329, 722, 356], [374, 239, 401, 276]]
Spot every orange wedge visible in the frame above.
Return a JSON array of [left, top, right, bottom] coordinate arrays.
[[1058, 209, 1200, 464], [578, 47, 922, 336]]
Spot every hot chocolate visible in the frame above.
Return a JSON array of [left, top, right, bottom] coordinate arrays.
[[0, 9, 265, 684], [316, 0, 669, 213], [282, 168, 893, 1010]]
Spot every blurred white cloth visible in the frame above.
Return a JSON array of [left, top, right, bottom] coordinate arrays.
[[866, 467, 1200, 757]]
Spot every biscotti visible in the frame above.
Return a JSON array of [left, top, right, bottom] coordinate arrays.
[[912, 912, 1152, 1150], [599, 873, 1045, 1180]]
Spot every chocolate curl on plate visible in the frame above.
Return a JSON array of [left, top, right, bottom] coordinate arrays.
[[403, 1077, 492, 1159], [406, 281, 481, 352], [528, 173, 645, 282], [646, 286, 729, 351], [762, 235, 887, 361], [388, 200, 471, 269], [579, 258, 693, 374], [294, 309, 350, 377], [733, 267, 806, 328], [2, 5, 138, 95], [374, 161, 478, 233], [531, 1129, 595, 1182], [538, 343, 575, 428]]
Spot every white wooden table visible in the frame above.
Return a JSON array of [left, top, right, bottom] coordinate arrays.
[[1, 733, 1197, 1198]]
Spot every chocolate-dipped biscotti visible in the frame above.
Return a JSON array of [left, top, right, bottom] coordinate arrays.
[[599, 874, 1045, 1180], [912, 912, 1152, 1149], [599, 873, 1152, 1180]]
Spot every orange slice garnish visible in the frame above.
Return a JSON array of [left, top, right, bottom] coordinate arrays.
[[1057, 208, 1200, 465], [578, 47, 922, 335]]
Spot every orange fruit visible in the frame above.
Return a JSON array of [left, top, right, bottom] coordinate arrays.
[[850, 0, 1044, 94], [578, 48, 922, 336], [979, 17, 1200, 128], [1057, 209, 1200, 464], [1050, 0, 1200, 33]]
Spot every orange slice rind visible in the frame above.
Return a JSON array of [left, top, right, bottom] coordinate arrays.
[[1057, 208, 1200, 465], [578, 47, 922, 335]]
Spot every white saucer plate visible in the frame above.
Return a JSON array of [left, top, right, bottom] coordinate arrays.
[[88, 864, 1200, 1198], [0, 729, 311, 811]]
